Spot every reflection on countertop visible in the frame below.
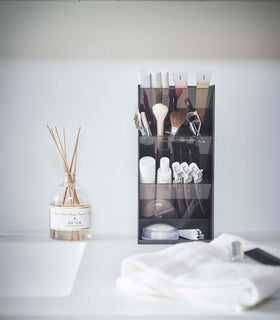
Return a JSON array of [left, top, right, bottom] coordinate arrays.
[[0, 232, 279, 320]]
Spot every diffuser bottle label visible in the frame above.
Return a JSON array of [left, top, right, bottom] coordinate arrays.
[[50, 206, 91, 230]]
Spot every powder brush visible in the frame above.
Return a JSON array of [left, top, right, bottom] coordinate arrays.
[[152, 103, 169, 136], [170, 111, 187, 136]]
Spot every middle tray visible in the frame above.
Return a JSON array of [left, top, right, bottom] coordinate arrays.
[[139, 183, 212, 220], [139, 183, 212, 199], [139, 136, 213, 156]]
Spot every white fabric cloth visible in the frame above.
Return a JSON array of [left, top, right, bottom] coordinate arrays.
[[116, 234, 280, 311]]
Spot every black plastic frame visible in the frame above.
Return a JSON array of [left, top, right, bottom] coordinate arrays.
[[137, 85, 215, 244]]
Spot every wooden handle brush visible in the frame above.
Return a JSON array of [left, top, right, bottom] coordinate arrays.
[[170, 111, 187, 136], [152, 103, 169, 136]]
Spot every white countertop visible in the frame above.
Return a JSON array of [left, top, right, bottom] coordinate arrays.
[[0, 232, 280, 320]]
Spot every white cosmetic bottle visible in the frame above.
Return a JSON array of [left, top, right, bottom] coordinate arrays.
[[155, 157, 173, 217], [139, 156, 156, 217], [157, 157, 172, 183]]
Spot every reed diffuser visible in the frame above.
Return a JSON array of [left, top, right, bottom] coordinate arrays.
[[47, 126, 92, 241]]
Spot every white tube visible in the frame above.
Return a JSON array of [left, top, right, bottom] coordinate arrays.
[[139, 70, 151, 88], [150, 72, 161, 88], [139, 156, 156, 183], [157, 157, 172, 184], [161, 71, 169, 88]]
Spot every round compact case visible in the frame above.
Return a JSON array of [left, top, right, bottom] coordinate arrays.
[[141, 223, 179, 240], [142, 223, 204, 241]]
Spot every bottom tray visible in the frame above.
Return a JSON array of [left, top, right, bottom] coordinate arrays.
[[138, 239, 211, 245], [138, 218, 213, 244]]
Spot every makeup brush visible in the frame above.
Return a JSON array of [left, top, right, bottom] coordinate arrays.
[[170, 111, 187, 136], [141, 112, 152, 136], [152, 103, 169, 136]]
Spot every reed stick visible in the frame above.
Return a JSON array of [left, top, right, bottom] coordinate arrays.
[[71, 128, 81, 204], [62, 186, 68, 205], [54, 127, 71, 174], [61, 127, 81, 205], [70, 127, 81, 172], [73, 151, 77, 179], [47, 126, 69, 174], [63, 127, 66, 161], [62, 127, 69, 205]]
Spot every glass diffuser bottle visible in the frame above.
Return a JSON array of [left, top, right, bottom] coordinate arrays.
[[50, 173, 91, 240], [47, 126, 92, 241]]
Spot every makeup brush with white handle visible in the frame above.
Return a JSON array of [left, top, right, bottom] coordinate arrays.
[[152, 103, 169, 136]]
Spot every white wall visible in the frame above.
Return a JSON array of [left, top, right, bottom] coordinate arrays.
[[0, 1, 280, 235]]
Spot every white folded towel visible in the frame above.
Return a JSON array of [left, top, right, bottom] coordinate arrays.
[[116, 234, 280, 311]]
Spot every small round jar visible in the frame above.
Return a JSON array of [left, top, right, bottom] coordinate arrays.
[[142, 223, 179, 240]]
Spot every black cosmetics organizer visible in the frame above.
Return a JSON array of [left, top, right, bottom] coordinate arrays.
[[138, 85, 215, 244]]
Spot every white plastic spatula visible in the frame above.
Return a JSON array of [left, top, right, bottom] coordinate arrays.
[[152, 103, 169, 136]]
